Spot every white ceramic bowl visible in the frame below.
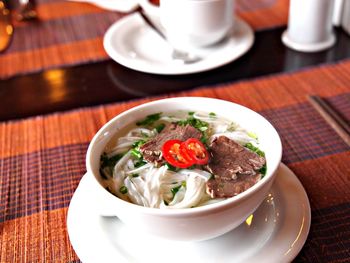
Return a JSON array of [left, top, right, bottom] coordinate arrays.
[[86, 97, 282, 242]]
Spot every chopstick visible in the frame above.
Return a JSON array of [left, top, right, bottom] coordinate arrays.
[[308, 95, 350, 147]]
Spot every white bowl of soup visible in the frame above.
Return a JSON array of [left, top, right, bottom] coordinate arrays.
[[86, 97, 282, 241]]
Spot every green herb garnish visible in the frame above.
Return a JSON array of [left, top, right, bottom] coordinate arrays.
[[171, 182, 186, 197], [100, 153, 125, 179], [244, 143, 266, 177], [130, 140, 145, 160], [247, 131, 258, 140], [134, 160, 147, 168], [259, 164, 267, 176], [244, 142, 265, 157], [131, 148, 142, 159], [119, 186, 128, 194], [171, 185, 181, 196], [209, 112, 216, 117], [165, 163, 179, 172], [100, 153, 124, 169], [177, 116, 209, 131], [136, 112, 162, 126], [132, 140, 145, 148], [131, 173, 139, 178], [200, 136, 208, 145], [155, 123, 165, 133]]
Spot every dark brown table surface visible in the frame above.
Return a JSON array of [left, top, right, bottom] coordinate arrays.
[[1, 26, 350, 122]]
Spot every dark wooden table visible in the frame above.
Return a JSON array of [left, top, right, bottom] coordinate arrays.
[[1, 26, 350, 122]]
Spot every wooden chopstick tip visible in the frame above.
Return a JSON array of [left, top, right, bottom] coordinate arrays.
[[307, 94, 350, 147]]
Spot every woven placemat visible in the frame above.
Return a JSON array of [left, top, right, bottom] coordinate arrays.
[[0, 0, 289, 79], [0, 58, 349, 262]]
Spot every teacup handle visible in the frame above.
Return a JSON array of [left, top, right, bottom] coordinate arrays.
[[137, 0, 160, 18], [84, 172, 117, 217]]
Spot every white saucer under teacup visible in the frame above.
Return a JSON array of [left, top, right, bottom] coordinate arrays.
[[67, 164, 311, 263], [103, 13, 254, 75]]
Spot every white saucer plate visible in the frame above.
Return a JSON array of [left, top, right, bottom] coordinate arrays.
[[67, 163, 311, 263], [103, 13, 255, 75]]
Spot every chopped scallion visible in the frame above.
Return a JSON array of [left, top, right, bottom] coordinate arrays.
[[244, 142, 265, 157], [134, 160, 147, 168], [131, 148, 142, 159], [247, 131, 258, 140], [171, 181, 186, 197], [165, 163, 179, 172], [155, 123, 165, 133], [132, 140, 145, 148], [100, 153, 124, 169], [171, 185, 182, 196], [119, 186, 128, 194], [259, 164, 267, 176]]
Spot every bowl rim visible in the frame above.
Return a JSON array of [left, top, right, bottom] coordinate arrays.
[[86, 97, 283, 216]]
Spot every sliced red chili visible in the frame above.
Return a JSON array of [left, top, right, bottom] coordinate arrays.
[[162, 140, 195, 168], [182, 138, 209, 165]]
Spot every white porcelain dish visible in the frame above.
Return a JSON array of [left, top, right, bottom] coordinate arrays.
[[103, 13, 254, 75], [83, 97, 282, 241], [67, 164, 311, 263]]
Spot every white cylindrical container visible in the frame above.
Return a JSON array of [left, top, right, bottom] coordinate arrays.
[[332, 0, 344, 26], [282, 0, 336, 52]]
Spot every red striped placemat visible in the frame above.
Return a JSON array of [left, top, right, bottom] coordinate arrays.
[[0, 58, 349, 262], [0, 0, 289, 79]]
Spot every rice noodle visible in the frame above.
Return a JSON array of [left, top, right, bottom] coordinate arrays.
[[167, 186, 186, 206], [118, 136, 144, 143], [210, 131, 257, 146], [112, 151, 131, 182], [106, 128, 156, 157], [127, 159, 134, 170], [193, 112, 230, 124], [179, 169, 212, 182], [163, 174, 206, 209], [160, 170, 187, 184], [124, 177, 149, 206], [147, 166, 167, 208], [125, 163, 152, 175], [106, 147, 130, 157], [127, 127, 156, 137], [160, 116, 182, 122]]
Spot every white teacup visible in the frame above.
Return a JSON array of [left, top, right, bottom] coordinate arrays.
[[139, 0, 234, 50]]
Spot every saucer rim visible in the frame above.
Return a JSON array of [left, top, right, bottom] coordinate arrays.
[[67, 163, 311, 262], [103, 13, 255, 75]]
